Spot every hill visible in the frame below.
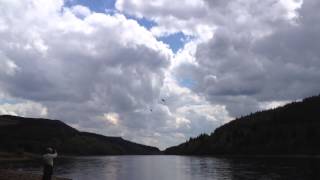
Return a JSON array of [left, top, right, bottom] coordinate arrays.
[[165, 95, 320, 155], [0, 115, 160, 155]]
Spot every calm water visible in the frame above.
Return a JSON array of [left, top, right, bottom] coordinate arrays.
[[1, 155, 320, 180]]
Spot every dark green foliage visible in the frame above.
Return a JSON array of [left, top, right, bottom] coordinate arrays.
[[0, 115, 160, 155], [165, 95, 320, 155]]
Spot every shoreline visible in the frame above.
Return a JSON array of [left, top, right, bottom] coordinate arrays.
[[2, 151, 320, 161], [0, 152, 39, 162], [0, 170, 71, 180], [165, 154, 320, 159]]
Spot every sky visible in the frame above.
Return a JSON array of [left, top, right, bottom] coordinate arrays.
[[0, 0, 319, 150]]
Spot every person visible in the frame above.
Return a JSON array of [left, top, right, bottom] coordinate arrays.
[[42, 147, 58, 180]]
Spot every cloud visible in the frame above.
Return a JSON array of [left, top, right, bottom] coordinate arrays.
[[0, 101, 48, 118], [116, 0, 207, 20], [0, 0, 234, 150], [71, 5, 91, 18], [0, 0, 171, 147], [0, 53, 19, 76], [1, 0, 319, 149], [116, 0, 214, 39], [102, 112, 120, 125], [173, 0, 320, 117]]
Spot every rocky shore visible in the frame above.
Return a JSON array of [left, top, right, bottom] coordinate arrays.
[[0, 170, 71, 180]]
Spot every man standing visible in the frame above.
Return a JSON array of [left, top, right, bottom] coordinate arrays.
[[42, 147, 58, 180]]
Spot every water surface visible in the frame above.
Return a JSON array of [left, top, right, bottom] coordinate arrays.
[[1, 155, 320, 180]]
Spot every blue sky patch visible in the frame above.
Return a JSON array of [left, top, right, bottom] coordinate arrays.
[[64, 0, 157, 29], [135, 17, 157, 30], [124, 14, 157, 30], [64, 0, 191, 53], [0, 98, 19, 105], [178, 78, 196, 89], [65, 0, 116, 13], [158, 32, 193, 53]]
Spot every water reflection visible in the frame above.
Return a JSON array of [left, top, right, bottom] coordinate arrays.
[[1, 156, 320, 180]]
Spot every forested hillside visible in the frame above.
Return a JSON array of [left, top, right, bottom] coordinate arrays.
[[165, 95, 320, 155], [0, 115, 160, 155]]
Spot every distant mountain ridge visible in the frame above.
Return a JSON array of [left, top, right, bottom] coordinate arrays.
[[0, 115, 160, 155], [165, 95, 320, 155]]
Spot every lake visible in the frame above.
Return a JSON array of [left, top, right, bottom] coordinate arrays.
[[1, 155, 320, 179]]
